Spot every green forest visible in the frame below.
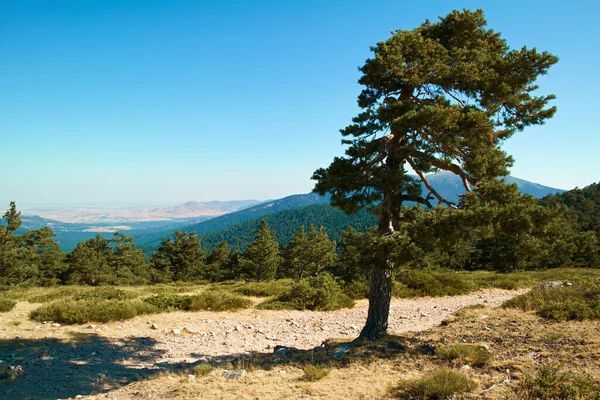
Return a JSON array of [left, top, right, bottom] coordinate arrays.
[[1, 180, 598, 289]]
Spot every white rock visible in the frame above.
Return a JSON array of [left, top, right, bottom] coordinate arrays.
[[51, 323, 61, 327], [151, 323, 159, 330], [460, 365, 471, 372]]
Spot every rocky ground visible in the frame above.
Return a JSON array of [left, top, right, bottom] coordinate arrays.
[[0, 289, 524, 399]]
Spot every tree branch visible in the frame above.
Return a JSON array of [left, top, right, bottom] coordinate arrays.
[[406, 157, 458, 209], [409, 149, 478, 188]]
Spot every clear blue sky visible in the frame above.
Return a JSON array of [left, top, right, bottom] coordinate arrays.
[[1, 0, 598, 206]]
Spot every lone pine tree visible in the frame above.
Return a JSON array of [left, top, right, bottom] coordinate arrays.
[[313, 9, 557, 339]]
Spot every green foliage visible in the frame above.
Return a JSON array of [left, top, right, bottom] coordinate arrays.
[[0, 297, 17, 312], [193, 363, 213, 376], [149, 230, 207, 283], [513, 365, 600, 400], [260, 272, 354, 311], [332, 227, 373, 282], [343, 280, 370, 300], [435, 344, 492, 367], [204, 241, 230, 282], [282, 225, 337, 280], [72, 287, 136, 301], [188, 290, 251, 311], [240, 220, 282, 281], [397, 269, 473, 297], [30, 299, 158, 324], [144, 291, 251, 312], [503, 281, 600, 321], [301, 365, 331, 381], [232, 280, 292, 297], [395, 369, 477, 399], [65, 233, 149, 286]]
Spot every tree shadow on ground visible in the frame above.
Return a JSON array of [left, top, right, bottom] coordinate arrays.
[[0, 333, 177, 400], [0, 333, 432, 399], [189, 334, 433, 373]]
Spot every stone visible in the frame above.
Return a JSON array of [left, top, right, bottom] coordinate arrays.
[[460, 364, 471, 372], [534, 281, 565, 290], [88, 324, 96, 329], [480, 344, 490, 351], [172, 328, 181, 335], [332, 343, 351, 359], [151, 323, 159, 330], [51, 323, 61, 327], [183, 327, 199, 334], [223, 369, 246, 380]]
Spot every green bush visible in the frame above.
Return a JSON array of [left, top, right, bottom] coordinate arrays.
[[301, 365, 330, 381], [395, 369, 477, 399], [503, 281, 600, 321], [30, 299, 159, 324], [189, 291, 252, 311], [144, 291, 251, 312], [0, 297, 17, 312], [144, 294, 194, 311], [343, 280, 370, 300], [259, 273, 354, 311], [193, 363, 213, 376], [73, 287, 136, 301], [436, 344, 492, 367], [397, 269, 473, 297], [232, 280, 292, 297], [513, 365, 600, 399], [27, 287, 86, 303]]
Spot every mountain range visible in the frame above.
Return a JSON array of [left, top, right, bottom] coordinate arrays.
[[10, 174, 566, 252]]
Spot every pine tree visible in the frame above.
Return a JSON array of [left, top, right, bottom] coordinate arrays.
[[150, 230, 207, 282], [241, 220, 282, 281], [205, 240, 230, 282], [313, 9, 558, 339]]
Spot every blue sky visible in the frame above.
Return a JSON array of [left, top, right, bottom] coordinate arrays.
[[1, 0, 598, 206]]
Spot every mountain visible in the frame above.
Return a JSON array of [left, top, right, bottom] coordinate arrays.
[[152, 200, 262, 219], [134, 193, 330, 246]]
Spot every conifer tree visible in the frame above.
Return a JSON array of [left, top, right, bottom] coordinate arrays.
[[313, 9, 558, 339], [150, 230, 207, 282], [241, 220, 282, 281], [205, 240, 230, 282]]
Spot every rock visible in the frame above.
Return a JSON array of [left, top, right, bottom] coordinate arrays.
[[265, 335, 277, 340], [274, 346, 292, 356], [460, 365, 471, 372], [480, 344, 490, 351], [88, 324, 96, 329], [223, 369, 246, 380], [183, 327, 199, 334], [187, 374, 196, 382], [172, 328, 181, 335], [51, 323, 61, 327], [535, 281, 565, 290], [332, 343, 351, 359], [151, 323, 159, 330]]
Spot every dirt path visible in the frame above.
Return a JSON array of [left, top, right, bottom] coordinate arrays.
[[0, 289, 525, 399]]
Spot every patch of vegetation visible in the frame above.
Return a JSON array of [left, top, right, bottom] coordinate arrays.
[[193, 363, 213, 376], [436, 344, 492, 367], [188, 291, 252, 311], [397, 269, 474, 297], [258, 273, 354, 311], [232, 279, 292, 297], [144, 291, 251, 312], [342, 280, 370, 300], [395, 369, 477, 399], [503, 281, 600, 321], [0, 297, 17, 312], [301, 365, 330, 381], [73, 287, 136, 301], [27, 287, 86, 303], [513, 365, 600, 400], [30, 299, 159, 324]]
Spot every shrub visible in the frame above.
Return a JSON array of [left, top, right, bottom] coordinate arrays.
[[0, 297, 16, 312], [193, 363, 213, 376], [144, 291, 251, 312], [233, 280, 292, 297], [144, 294, 194, 311], [436, 344, 492, 367], [503, 281, 600, 321], [73, 287, 136, 301], [259, 273, 354, 311], [30, 300, 159, 324], [513, 365, 600, 399], [343, 280, 370, 300], [397, 270, 473, 297], [27, 287, 86, 303], [189, 291, 252, 312], [395, 369, 477, 399], [301, 365, 330, 381]]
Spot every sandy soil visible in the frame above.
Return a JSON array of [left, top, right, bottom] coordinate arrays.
[[0, 289, 525, 399]]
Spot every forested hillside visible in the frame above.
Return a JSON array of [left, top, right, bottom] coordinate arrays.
[[198, 203, 376, 252]]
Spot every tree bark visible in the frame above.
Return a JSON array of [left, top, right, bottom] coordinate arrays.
[[359, 264, 393, 340]]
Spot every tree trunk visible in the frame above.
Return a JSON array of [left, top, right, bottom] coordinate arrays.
[[359, 265, 393, 340]]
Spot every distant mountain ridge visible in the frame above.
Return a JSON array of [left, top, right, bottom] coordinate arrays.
[[134, 174, 564, 247]]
